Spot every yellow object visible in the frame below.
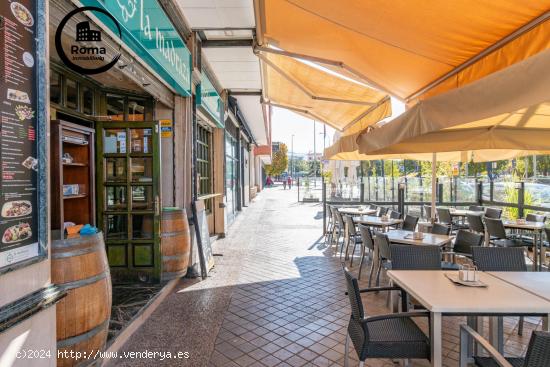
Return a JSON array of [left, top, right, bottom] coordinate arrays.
[[66, 224, 84, 235], [357, 49, 550, 157], [257, 0, 550, 102], [260, 50, 391, 131]]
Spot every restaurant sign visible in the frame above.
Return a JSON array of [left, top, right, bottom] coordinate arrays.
[[0, 0, 41, 269], [79, 0, 192, 96], [197, 73, 224, 128]]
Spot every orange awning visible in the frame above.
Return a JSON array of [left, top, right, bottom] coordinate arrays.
[[259, 50, 391, 131], [257, 0, 550, 102]]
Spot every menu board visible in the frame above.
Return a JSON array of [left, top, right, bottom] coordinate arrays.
[[0, 0, 39, 269]]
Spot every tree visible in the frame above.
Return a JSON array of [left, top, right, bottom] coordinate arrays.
[[265, 143, 288, 177]]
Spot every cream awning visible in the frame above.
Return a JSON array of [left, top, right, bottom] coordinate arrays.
[[256, 0, 550, 102], [259, 50, 391, 131], [357, 49, 550, 157]]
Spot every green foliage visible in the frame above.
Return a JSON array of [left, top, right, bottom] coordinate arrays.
[[265, 143, 288, 177]]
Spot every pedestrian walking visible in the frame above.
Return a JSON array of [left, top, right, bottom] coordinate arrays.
[[287, 176, 292, 189], [283, 179, 287, 190]]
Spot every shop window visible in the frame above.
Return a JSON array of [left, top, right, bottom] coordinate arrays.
[[197, 124, 213, 212], [66, 78, 79, 110], [50, 70, 62, 105], [127, 98, 146, 121], [106, 94, 125, 121], [82, 86, 94, 115]]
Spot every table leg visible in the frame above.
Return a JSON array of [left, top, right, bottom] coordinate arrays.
[[489, 317, 504, 353], [430, 312, 442, 367], [533, 232, 539, 271], [543, 314, 550, 332]]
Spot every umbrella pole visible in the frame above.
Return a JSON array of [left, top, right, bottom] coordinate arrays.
[[431, 153, 437, 223]]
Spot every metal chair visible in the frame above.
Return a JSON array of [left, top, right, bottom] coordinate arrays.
[[460, 325, 550, 367], [467, 214, 485, 235], [390, 244, 442, 270], [526, 213, 546, 223], [343, 215, 362, 261], [442, 230, 483, 270], [424, 204, 434, 221], [471, 246, 527, 336], [485, 218, 527, 248], [485, 207, 503, 219], [369, 204, 378, 210], [325, 205, 334, 242], [378, 206, 388, 217], [342, 266, 431, 367], [357, 224, 375, 283], [437, 207, 454, 231], [330, 207, 346, 251], [389, 210, 402, 220], [468, 205, 484, 212], [431, 223, 451, 235], [402, 214, 419, 231]]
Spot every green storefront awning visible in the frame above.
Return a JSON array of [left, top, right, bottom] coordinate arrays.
[[197, 72, 224, 128]]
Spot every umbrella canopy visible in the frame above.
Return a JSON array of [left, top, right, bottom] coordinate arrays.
[[256, 0, 550, 102], [357, 49, 550, 156], [259, 50, 391, 131]]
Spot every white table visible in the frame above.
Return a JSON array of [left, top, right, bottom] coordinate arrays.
[[449, 209, 484, 218], [387, 270, 550, 367], [502, 220, 546, 271], [355, 215, 403, 231], [487, 272, 550, 302], [338, 207, 377, 216], [386, 229, 453, 247]]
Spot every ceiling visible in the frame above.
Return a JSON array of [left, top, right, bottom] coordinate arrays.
[[178, 0, 269, 146]]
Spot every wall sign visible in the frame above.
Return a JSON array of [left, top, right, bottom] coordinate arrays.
[[79, 0, 192, 96], [160, 119, 172, 138], [0, 0, 40, 269], [197, 73, 224, 128]]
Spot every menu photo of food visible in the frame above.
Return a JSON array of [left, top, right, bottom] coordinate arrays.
[[10, 2, 34, 27], [21, 156, 38, 171], [15, 105, 35, 121], [7, 89, 31, 104], [1, 201, 32, 218], [2, 222, 32, 244]]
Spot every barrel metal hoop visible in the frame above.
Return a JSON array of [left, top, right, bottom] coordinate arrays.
[[56, 272, 108, 292], [160, 231, 186, 238], [57, 319, 109, 349]]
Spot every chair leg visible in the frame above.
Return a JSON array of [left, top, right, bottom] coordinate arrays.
[[340, 236, 348, 260], [350, 241, 358, 266], [344, 333, 349, 367], [357, 245, 366, 279], [376, 259, 383, 286], [518, 316, 524, 336]]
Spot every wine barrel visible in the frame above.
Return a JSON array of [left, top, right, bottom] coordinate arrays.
[[51, 232, 112, 367], [161, 208, 190, 281]]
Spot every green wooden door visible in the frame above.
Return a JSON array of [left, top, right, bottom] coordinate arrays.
[[96, 121, 161, 282]]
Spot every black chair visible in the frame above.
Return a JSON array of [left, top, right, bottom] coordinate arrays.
[[438, 207, 467, 232], [343, 215, 362, 261], [431, 223, 451, 235], [374, 232, 392, 286], [467, 214, 485, 235], [460, 325, 550, 367], [469, 205, 484, 212], [369, 204, 378, 210], [424, 204, 434, 221], [485, 218, 527, 248], [390, 244, 441, 270], [442, 230, 483, 269], [357, 224, 375, 283], [526, 213, 546, 223], [390, 210, 402, 220], [342, 267, 431, 367], [485, 207, 503, 219], [402, 215, 419, 231], [471, 246, 527, 336], [330, 207, 346, 251], [378, 206, 388, 217], [325, 205, 334, 242]]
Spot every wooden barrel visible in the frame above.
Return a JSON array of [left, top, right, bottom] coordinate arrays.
[[51, 232, 112, 367], [161, 208, 191, 282]]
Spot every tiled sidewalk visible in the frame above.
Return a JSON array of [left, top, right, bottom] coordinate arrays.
[[114, 186, 542, 367]]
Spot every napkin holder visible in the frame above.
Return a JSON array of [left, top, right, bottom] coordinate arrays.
[[381, 215, 389, 222], [412, 231, 424, 240], [458, 265, 479, 282]]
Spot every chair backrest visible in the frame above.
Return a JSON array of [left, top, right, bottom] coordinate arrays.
[[485, 207, 502, 219], [437, 208, 452, 224], [330, 207, 340, 227], [523, 331, 550, 367], [453, 230, 483, 255], [526, 213, 546, 223], [369, 204, 378, 210], [431, 223, 450, 235], [358, 224, 374, 251], [390, 210, 402, 220], [471, 246, 527, 271], [378, 207, 388, 216], [344, 215, 357, 236], [467, 214, 485, 233], [390, 244, 442, 270], [402, 215, 419, 231], [334, 207, 345, 227], [468, 205, 484, 212], [374, 232, 391, 260], [343, 266, 365, 320], [485, 218, 507, 239]]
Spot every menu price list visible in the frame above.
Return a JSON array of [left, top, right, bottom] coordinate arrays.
[[0, 0, 39, 269]]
